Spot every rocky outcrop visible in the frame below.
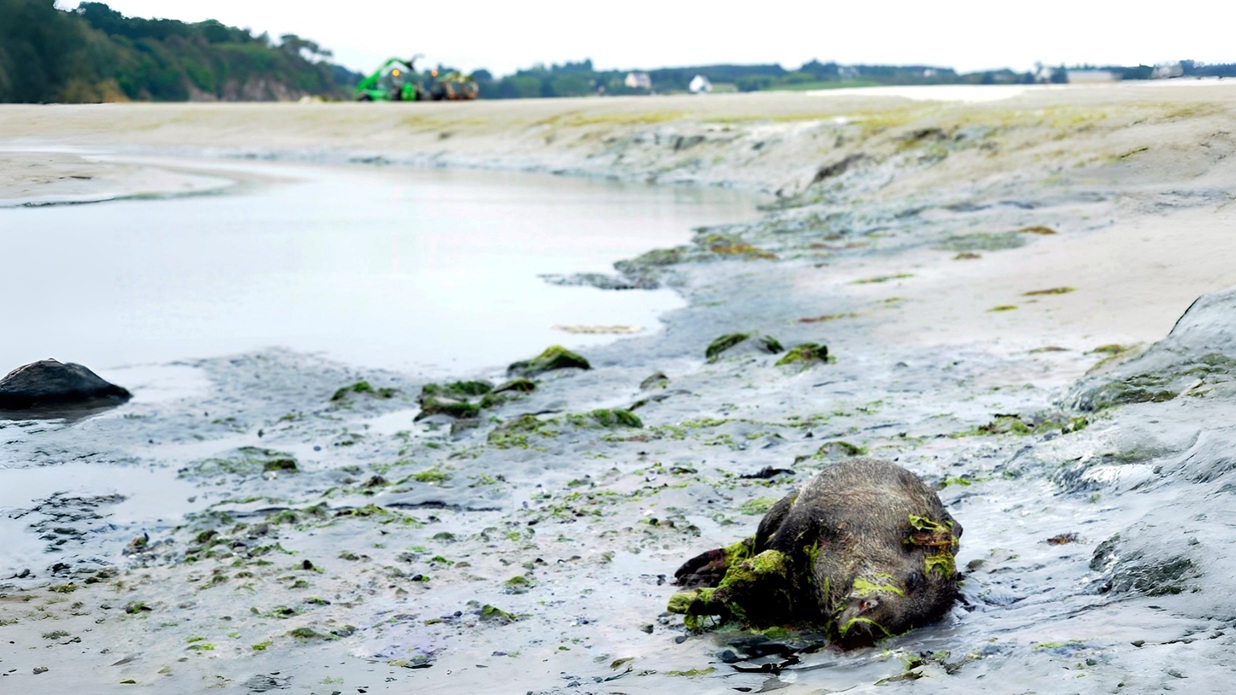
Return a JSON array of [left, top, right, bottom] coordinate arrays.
[[0, 359, 131, 410]]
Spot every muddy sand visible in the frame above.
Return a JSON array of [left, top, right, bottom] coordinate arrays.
[[3, 82, 1236, 693]]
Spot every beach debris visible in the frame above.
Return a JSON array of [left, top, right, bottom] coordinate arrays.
[[0, 358, 130, 410], [668, 459, 962, 647], [507, 345, 591, 377]]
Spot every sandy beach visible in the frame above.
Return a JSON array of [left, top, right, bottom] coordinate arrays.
[[4, 82, 1236, 693]]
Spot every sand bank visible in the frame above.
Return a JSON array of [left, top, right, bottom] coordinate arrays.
[[4, 83, 1236, 692]]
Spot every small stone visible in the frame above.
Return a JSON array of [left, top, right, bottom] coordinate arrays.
[[33, 666, 48, 674]]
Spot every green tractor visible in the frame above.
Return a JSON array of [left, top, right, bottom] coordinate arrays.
[[354, 56, 479, 101]]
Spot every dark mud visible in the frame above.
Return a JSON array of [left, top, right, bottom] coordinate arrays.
[[4, 98, 1236, 694]]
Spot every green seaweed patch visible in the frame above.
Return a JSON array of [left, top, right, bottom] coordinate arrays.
[[798, 313, 859, 323], [421, 380, 492, 399], [409, 468, 450, 483], [568, 409, 643, 429], [508, 345, 591, 377], [1090, 344, 1127, 354], [852, 577, 905, 598], [488, 413, 559, 449], [838, 616, 893, 639], [331, 381, 397, 402], [503, 575, 535, 594], [988, 305, 1018, 312], [740, 497, 779, 515], [479, 604, 520, 625], [705, 333, 783, 361], [615, 247, 683, 270], [251, 640, 272, 651], [776, 343, 829, 367], [935, 232, 1026, 253], [287, 627, 334, 641], [1023, 287, 1075, 296], [185, 447, 299, 477], [493, 378, 537, 394], [706, 332, 750, 360], [666, 668, 717, 677], [851, 273, 914, 285], [416, 395, 481, 420], [924, 554, 956, 578]]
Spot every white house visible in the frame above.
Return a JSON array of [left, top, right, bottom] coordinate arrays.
[[624, 72, 652, 90], [689, 75, 712, 94]]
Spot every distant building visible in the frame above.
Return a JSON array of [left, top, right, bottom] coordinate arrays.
[[1065, 70, 1119, 84], [689, 75, 712, 94], [624, 72, 652, 90]]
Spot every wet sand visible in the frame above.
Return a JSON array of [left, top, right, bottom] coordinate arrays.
[[3, 83, 1236, 693]]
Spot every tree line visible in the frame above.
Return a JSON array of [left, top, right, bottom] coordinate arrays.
[[0, 0, 356, 103], [2, 1, 1231, 103]]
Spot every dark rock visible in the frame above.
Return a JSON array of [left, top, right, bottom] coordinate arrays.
[[507, 346, 591, 378], [640, 371, 670, 390], [0, 359, 130, 411]]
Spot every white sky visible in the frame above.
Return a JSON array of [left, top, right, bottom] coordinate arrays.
[[63, 1, 1236, 77]]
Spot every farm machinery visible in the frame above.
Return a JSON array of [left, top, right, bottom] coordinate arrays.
[[354, 56, 479, 101]]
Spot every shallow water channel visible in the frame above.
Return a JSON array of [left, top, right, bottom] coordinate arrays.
[[0, 158, 755, 376]]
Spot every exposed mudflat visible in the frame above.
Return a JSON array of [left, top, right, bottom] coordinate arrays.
[[3, 84, 1236, 694]]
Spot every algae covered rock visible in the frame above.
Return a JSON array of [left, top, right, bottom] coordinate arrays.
[[668, 459, 962, 647], [705, 333, 784, 362], [1069, 286, 1236, 411], [331, 380, 398, 402], [507, 345, 591, 377], [0, 359, 131, 411], [775, 342, 830, 367], [568, 409, 643, 429]]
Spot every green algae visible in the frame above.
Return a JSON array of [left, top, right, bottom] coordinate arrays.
[[1023, 287, 1075, 296], [838, 616, 893, 639], [934, 232, 1026, 252], [488, 413, 559, 449], [420, 381, 493, 399], [988, 305, 1018, 312], [776, 342, 829, 366], [508, 345, 591, 377], [479, 604, 520, 624], [331, 381, 397, 402], [409, 468, 450, 483], [568, 409, 643, 429], [706, 332, 750, 360], [851, 273, 913, 285], [416, 396, 481, 420], [706, 333, 783, 361], [852, 577, 905, 598], [740, 497, 779, 515], [666, 668, 716, 677]]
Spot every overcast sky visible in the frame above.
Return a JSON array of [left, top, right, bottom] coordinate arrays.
[[64, 1, 1236, 77]]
